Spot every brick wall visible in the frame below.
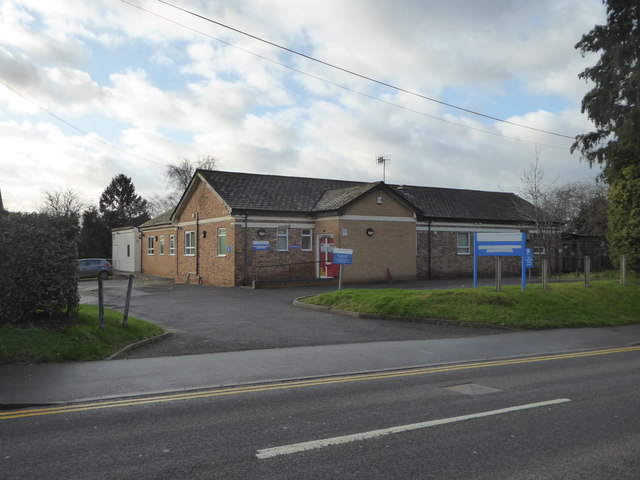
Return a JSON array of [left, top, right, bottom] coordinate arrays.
[[172, 180, 237, 286], [418, 230, 522, 279], [235, 225, 316, 285], [140, 228, 178, 278]]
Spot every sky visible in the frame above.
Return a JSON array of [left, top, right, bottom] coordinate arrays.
[[0, 0, 607, 213]]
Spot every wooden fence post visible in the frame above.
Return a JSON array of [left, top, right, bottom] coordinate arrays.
[[98, 276, 105, 329], [584, 255, 591, 287], [122, 274, 134, 327], [620, 254, 627, 286]]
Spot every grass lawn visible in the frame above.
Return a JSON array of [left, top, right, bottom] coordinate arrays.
[[0, 305, 165, 364], [302, 280, 640, 329]]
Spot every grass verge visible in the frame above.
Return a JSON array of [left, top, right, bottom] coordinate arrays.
[[0, 305, 165, 364], [302, 280, 640, 329]]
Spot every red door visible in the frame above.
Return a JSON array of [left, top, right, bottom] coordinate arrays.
[[319, 235, 338, 278]]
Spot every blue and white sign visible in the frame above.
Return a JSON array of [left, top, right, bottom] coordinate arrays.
[[525, 248, 534, 269], [333, 247, 353, 265], [475, 232, 525, 256], [252, 240, 270, 251], [473, 232, 528, 290]]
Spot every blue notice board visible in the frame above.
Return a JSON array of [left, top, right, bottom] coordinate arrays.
[[252, 240, 270, 251], [333, 247, 353, 265], [474, 232, 527, 290]]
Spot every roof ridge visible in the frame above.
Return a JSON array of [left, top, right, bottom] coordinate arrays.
[[198, 168, 369, 186]]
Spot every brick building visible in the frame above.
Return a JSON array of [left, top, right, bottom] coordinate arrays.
[[135, 170, 534, 286]]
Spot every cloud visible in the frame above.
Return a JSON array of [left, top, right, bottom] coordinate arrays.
[[0, 0, 608, 214]]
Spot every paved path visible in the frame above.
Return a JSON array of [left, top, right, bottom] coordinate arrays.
[[3, 324, 640, 405], [5, 276, 637, 407]]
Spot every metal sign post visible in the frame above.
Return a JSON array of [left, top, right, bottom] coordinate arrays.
[[333, 248, 353, 291]]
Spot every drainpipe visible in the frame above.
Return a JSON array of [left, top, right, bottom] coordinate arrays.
[[195, 212, 199, 276], [175, 226, 179, 279], [243, 211, 249, 286]]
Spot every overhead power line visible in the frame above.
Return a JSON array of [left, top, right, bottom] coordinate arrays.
[[154, 0, 575, 140], [0, 79, 164, 167], [120, 0, 571, 150]]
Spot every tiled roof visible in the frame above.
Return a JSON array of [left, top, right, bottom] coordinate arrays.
[[139, 209, 174, 228], [196, 170, 533, 223], [392, 185, 534, 222], [198, 170, 363, 213], [312, 183, 381, 212]]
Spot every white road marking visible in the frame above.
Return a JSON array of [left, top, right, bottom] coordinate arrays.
[[256, 398, 571, 459]]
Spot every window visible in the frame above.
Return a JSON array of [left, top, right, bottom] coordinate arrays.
[[127, 244, 131, 258], [169, 235, 175, 255], [301, 229, 313, 251], [217, 228, 227, 256], [147, 236, 155, 255], [277, 228, 288, 251], [159, 235, 165, 255], [185, 231, 195, 256], [533, 246, 545, 255], [456, 232, 470, 255]]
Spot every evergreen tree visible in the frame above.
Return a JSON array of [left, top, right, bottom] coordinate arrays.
[[78, 207, 111, 259], [99, 174, 150, 229], [608, 165, 640, 270], [572, 0, 640, 270]]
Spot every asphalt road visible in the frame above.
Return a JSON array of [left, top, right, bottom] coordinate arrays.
[[79, 276, 510, 358], [3, 347, 639, 479]]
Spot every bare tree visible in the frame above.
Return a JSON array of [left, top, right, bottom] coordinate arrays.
[[519, 153, 609, 274], [166, 155, 218, 192], [39, 187, 87, 219], [519, 158, 563, 263], [149, 155, 218, 216]]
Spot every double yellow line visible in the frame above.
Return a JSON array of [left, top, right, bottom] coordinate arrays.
[[2, 345, 639, 420]]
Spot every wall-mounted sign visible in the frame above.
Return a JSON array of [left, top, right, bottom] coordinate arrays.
[[252, 240, 270, 251]]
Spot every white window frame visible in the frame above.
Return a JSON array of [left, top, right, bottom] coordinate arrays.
[[169, 235, 175, 256], [533, 246, 546, 255], [456, 232, 471, 255], [185, 231, 196, 256], [277, 228, 288, 251], [159, 235, 165, 255], [147, 236, 155, 255], [217, 227, 227, 256], [301, 228, 313, 251]]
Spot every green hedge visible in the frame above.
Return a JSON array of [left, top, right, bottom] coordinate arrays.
[[0, 212, 80, 325]]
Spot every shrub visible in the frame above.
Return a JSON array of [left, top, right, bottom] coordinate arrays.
[[0, 212, 79, 325]]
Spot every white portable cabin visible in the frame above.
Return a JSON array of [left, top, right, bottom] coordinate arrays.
[[111, 227, 141, 273]]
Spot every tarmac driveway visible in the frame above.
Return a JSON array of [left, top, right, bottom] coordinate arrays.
[[79, 276, 509, 359]]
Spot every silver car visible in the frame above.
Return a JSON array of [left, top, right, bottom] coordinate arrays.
[[79, 258, 113, 279]]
